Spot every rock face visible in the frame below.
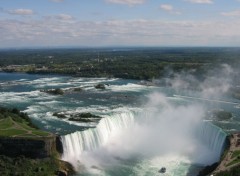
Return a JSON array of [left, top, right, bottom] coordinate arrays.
[[56, 135, 63, 154], [55, 170, 68, 176], [0, 137, 56, 158], [197, 162, 218, 176]]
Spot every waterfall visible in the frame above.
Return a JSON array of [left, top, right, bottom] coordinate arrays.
[[196, 122, 227, 161], [61, 110, 227, 167], [61, 111, 136, 162]]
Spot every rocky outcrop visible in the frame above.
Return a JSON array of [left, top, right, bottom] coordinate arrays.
[[56, 135, 63, 154], [0, 136, 56, 159], [53, 112, 102, 123], [94, 83, 106, 89], [197, 162, 218, 176], [211, 133, 240, 175], [40, 88, 64, 95], [55, 170, 67, 176]]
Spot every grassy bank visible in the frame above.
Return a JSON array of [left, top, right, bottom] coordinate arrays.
[[0, 107, 51, 138], [0, 107, 75, 176]]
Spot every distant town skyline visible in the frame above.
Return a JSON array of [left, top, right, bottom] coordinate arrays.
[[1, 0, 240, 48]]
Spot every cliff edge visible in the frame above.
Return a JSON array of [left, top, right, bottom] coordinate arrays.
[[0, 107, 75, 176], [211, 132, 240, 176]]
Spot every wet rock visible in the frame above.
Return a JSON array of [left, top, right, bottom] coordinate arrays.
[[55, 170, 67, 176], [95, 83, 105, 90], [158, 167, 166, 173]]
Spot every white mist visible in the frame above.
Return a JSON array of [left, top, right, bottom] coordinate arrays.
[[61, 92, 226, 175]]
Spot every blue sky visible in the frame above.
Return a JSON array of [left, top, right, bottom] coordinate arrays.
[[0, 0, 240, 48]]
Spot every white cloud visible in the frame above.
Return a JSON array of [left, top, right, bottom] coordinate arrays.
[[105, 0, 146, 6], [185, 0, 213, 4], [7, 9, 34, 15], [56, 14, 73, 20], [221, 10, 240, 17], [1, 18, 240, 47], [43, 14, 74, 21], [160, 4, 173, 11], [160, 4, 181, 15]]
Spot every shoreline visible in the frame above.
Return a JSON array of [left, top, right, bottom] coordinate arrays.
[[0, 106, 75, 176], [211, 132, 240, 175]]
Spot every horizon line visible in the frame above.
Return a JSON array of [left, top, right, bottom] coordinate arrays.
[[1, 45, 240, 50]]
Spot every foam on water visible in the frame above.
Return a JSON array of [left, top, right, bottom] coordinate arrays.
[[38, 100, 61, 105], [135, 155, 191, 176], [69, 77, 118, 85], [0, 91, 57, 105], [24, 105, 47, 114], [32, 77, 63, 83], [0, 91, 41, 104], [108, 83, 151, 92], [35, 82, 72, 88], [19, 79, 28, 81], [235, 105, 240, 109]]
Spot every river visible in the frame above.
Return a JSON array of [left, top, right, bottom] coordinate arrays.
[[1, 72, 240, 176]]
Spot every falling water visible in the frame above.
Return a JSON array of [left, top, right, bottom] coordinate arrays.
[[61, 111, 136, 162], [61, 111, 227, 169]]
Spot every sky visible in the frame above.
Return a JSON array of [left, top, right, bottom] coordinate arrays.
[[0, 0, 240, 48]]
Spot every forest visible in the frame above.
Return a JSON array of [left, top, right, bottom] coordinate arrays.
[[0, 47, 240, 80]]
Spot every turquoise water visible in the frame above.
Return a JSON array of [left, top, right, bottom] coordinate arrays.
[[0, 72, 150, 134], [1, 72, 240, 176]]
